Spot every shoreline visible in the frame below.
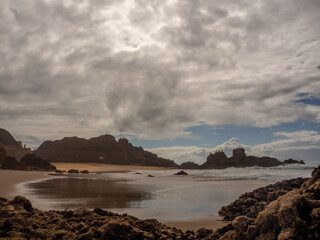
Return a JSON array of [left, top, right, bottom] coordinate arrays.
[[0, 168, 227, 231], [52, 162, 175, 172], [0, 169, 53, 199]]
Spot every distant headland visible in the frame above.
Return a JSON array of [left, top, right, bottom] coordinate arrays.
[[0, 128, 304, 170]]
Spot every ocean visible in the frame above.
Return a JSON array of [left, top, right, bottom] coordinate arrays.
[[18, 163, 317, 222]]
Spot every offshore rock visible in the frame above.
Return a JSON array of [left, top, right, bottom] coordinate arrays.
[[201, 148, 290, 169]]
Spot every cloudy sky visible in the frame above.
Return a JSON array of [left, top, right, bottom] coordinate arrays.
[[1, 0, 320, 164]]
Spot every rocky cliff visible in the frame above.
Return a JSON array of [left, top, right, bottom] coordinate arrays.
[[35, 135, 178, 168], [200, 148, 297, 169], [0, 128, 29, 160]]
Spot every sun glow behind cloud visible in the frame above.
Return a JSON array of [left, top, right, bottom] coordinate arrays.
[[0, 0, 319, 164]]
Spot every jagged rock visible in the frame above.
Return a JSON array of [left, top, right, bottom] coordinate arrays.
[[80, 170, 89, 174], [212, 166, 320, 239], [35, 135, 178, 168], [0, 195, 190, 240], [180, 161, 200, 169], [283, 158, 305, 165], [68, 169, 79, 174], [174, 170, 188, 175], [201, 148, 283, 169], [219, 177, 307, 220]]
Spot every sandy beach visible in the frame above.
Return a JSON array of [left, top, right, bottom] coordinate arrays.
[[53, 162, 173, 172], [0, 168, 227, 230], [0, 169, 53, 199]]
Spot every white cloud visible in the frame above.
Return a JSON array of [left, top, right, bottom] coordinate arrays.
[[0, 0, 320, 147], [149, 131, 320, 165]]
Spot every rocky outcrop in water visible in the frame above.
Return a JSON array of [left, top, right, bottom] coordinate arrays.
[[201, 148, 304, 169], [283, 158, 305, 165], [35, 135, 178, 168]]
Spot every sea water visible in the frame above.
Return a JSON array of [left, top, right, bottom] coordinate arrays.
[[19, 163, 317, 221]]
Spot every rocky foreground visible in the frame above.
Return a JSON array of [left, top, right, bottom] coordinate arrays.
[[1, 166, 319, 239]]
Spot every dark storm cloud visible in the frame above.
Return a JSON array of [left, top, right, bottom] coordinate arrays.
[[0, 0, 320, 146]]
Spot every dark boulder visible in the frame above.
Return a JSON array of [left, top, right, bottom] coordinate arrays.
[[80, 170, 89, 174], [11, 195, 33, 212], [68, 169, 79, 174], [174, 170, 188, 176]]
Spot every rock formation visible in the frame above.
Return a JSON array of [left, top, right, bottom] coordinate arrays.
[[211, 165, 320, 239], [180, 161, 200, 169], [0, 128, 30, 160], [219, 177, 307, 220], [201, 148, 303, 169], [1, 154, 56, 171], [283, 158, 305, 165], [35, 135, 178, 168], [0, 195, 189, 240], [174, 170, 188, 175], [0, 144, 6, 166]]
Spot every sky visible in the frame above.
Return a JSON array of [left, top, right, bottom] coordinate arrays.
[[0, 0, 320, 165]]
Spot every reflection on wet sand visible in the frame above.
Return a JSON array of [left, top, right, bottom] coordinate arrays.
[[26, 177, 153, 209]]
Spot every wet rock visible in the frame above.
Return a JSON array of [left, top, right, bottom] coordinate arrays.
[[80, 170, 89, 174], [11, 195, 33, 212], [196, 228, 213, 238], [219, 177, 307, 220], [174, 170, 188, 175], [213, 165, 320, 239], [147, 174, 154, 177], [68, 169, 79, 174]]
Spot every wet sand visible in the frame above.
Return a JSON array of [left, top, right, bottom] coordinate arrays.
[[0, 169, 227, 230], [0, 169, 53, 199], [53, 162, 173, 172]]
